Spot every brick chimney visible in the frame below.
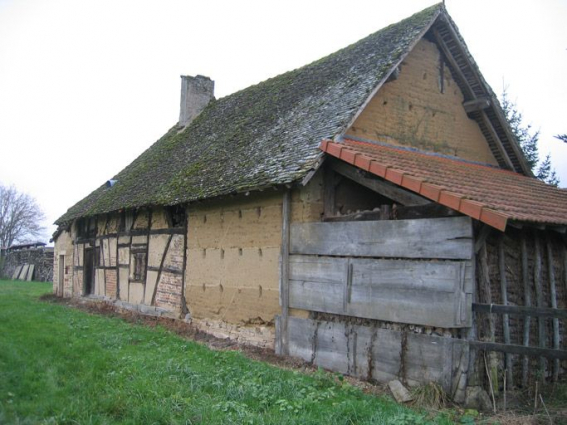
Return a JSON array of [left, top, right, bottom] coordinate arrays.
[[179, 75, 214, 127]]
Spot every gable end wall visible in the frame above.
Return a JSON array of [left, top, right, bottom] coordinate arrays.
[[347, 38, 498, 166]]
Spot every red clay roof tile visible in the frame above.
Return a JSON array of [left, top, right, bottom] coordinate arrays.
[[320, 139, 567, 231]]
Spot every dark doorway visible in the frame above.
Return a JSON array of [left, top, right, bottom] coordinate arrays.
[[84, 248, 95, 295]]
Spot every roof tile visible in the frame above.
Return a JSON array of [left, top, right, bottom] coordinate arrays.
[[322, 139, 567, 229]]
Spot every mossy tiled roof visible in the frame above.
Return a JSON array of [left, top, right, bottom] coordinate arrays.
[[56, 4, 443, 225]]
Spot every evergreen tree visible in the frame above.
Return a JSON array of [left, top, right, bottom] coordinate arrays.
[[500, 89, 559, 186]]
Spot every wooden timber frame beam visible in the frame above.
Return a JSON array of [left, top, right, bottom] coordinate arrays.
[[329, 159, 430, 206], [279, 190, 291, 356], [432, 18, 532, 175], [463, 98, 491, 114], [431, 28, 515, 171], [432, 28, 515, 170]]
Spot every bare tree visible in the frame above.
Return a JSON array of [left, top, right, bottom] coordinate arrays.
[[0, 184, 46, 248]]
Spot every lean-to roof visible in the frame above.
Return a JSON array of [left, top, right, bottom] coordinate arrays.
[[321, 139, 567, 231]]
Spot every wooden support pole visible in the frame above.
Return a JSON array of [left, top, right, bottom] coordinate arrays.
[[279, 190, 291, 356], [521, 233, 532, 387], [546, 235, 560, 382], [499, 235, 513, 387], [534, 234, 547, 379], [323, 166, 336, 218], [478, 241, 499, 395], [563, 244, 567, 307]]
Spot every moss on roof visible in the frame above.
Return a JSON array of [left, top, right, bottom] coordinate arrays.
[[56, 3, 443, 225]]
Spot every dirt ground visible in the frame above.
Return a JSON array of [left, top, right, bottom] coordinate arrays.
[[40, 294, 566, 424]]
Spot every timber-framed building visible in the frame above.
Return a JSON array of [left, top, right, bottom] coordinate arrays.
[[54, 4, 567, 402]]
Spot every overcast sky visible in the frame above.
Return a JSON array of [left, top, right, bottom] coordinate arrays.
[[1, 0, 566, 243]]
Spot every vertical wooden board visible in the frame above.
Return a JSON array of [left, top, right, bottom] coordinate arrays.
[[144, 270, 159, 305], [405, 333, 453, 391], [313, 321, 349, 374], [12, 265, 22, 280], [119, 268, 129, 300], [290, 217, 473, 260], [370, 328, 403, 383], [287, 316, 317, 362], [26, 265, 35, 281], [129, 282, 144, 304], [349, 324, 374, 379], [19, 265, 29, 280], [275, 316, 282, 355]]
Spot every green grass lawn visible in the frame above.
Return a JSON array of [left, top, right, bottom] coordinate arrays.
[[0, 280, 454, 424]]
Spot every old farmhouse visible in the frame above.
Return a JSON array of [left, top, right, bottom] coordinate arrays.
[[53, 4, 567, 402]]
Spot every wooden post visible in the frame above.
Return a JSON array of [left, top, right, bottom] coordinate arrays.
[[323, 166, 336, 219], [521, 233, 532, 387], [478, 241, 499, 395], [534, 234, 546, 380], [563, 244, 567, 306], [499, 235, 513, 387], [546, 234, 560, 382], [280, 190, 291, 356]]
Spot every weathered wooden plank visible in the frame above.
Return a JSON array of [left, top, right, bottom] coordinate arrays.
[[546, 235, 560, 381], [534, 235, 547, 377], [470, 341, 567, 361], [368, 328, 403, 383], [19, 264, 29, 280], [289, 256, 471, 327], [498, 236, 513, 387], [289, 256, 345, 314], [473, 303, 567, 319], [279, 190, 291, 356], [521, 233, 531, 387], [405, 333, 456, 391], [349, 258, 470, 327], [25, 264, 35, 281], [285, 316, 317, 361], [313, 321, 350, 374], [291, 217, 473, 260], [330, 160, 430, 206], [285, 316, 460, 392], [323, 166, 336, 218], [478, 241, 498, 394], [12, 265, 22, 280]]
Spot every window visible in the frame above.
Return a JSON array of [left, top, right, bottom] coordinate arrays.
[[77, 217, 96, 239], [166, 205, 186, 228], [131, 251, 147, 282]]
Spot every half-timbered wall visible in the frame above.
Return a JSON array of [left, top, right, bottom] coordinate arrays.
[[54, 207, 187, 315]]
